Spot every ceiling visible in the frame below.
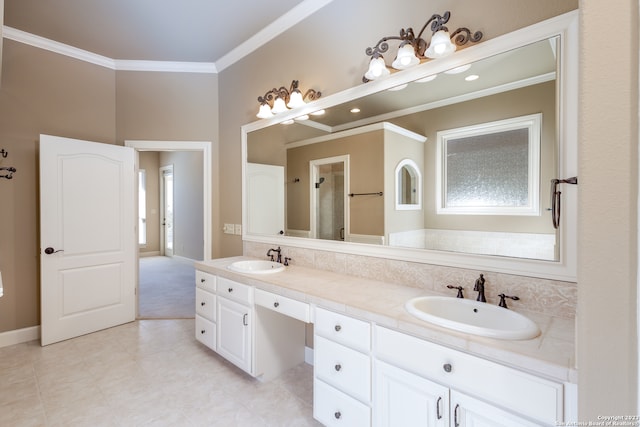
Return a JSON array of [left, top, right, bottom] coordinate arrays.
[[3, 0, 324, 68]]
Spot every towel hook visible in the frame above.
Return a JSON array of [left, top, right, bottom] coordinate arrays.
[[0, 149, 7, 158]]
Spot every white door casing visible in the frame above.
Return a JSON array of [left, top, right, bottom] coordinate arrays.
[[40, 135, 136, 346], [160, 165, 174, 257]]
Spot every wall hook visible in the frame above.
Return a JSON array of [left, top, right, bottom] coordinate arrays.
[[0, 149, 7, 158], [0, 167, 17, 179]]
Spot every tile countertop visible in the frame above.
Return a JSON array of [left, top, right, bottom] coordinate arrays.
[[195, 256, 577, 384]]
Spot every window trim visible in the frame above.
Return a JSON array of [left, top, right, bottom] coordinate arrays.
[[435, 113, 542, 216]]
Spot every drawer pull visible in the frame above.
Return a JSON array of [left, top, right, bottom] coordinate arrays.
[[443, 363, 452, 373], [200, 301, 206, 306], [228, 287, 234, 293], [334, 364, 342, 372], [200, 329, 206, 334], [454, 404, 460, 427], [334, 324, 342, 332], [274, 302, 280, 308], [334, 411, 341, 420]]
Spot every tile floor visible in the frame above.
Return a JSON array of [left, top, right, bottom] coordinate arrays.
[[0, 319, 321, 426]]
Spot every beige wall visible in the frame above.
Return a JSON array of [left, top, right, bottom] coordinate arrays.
[[0, 42, 220, 333], [159, 151, 204, 260], [579, 0, 638, 417], [0, 40, 117, 332], [286, 131, 384, 235]]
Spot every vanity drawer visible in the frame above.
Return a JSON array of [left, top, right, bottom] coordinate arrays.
[[255, 288, 310, 322], [315, 307, 371, 352], [315, 335, 371, 403], [314, 379, 371, 427], [217, 276, 253, 305], [195, 314, 216, 350], [374, 326, 563, 425], [195, 288, 216, 321], [195, 270, 217, 293]]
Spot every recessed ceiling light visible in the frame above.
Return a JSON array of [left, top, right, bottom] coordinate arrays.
[[444, 64, 471, 74], [311, 109, 326, 116], [415, 75, 437, 83], [465, 74, 479, 81], [388, 83, 408, 91], [350, 108, 361, 113], [281, 119, 295, 125]]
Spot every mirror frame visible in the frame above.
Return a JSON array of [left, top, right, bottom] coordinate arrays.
[[241, 11, 578, 281]]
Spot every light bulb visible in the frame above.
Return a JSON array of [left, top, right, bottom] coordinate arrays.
[[256, 103, 273, 119], [392, 44, 420, 70], [287, 90, 305, 108], [271, 97, 288, 114], [425, 30, 456, 58], [364, 57, 390, 81]]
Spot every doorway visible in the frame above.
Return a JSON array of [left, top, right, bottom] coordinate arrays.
[[125, 140, 213, 318], [310, 155, 349, 241]]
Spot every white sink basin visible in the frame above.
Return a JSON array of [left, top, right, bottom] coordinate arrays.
[[227, 260, 285, 274], [405, 296, 540, 340]]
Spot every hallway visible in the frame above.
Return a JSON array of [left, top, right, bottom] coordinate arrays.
[[138, 256, 195, 319]]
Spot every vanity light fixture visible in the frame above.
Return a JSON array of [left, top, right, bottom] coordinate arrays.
[[363, 11, 483, 82], [256, 80, 322, 119]]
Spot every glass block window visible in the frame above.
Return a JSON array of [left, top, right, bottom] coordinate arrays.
[[436, 114, 541, 215]]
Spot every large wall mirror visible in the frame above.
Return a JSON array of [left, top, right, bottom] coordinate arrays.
[[242, 11, 578, 281]]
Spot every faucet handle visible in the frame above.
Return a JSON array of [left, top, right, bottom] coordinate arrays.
[[498, 293, 520, 309], [284, 257, 292, 266], [446, 285, 464, 299]]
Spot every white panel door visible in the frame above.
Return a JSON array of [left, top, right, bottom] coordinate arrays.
[[374, 360, 449, 427], [246, 163, 284, 236], [40, 134, 135, 346], [216, 296, 252, 373]]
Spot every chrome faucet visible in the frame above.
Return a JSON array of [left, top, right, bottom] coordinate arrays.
[[267, 246, 282, 263], [473, 274, 486, 302]]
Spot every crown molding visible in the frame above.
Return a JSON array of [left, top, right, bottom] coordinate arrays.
[[1, 0, 334, 74], [3, 26, 116, 69], [115, 60, 217, 73], [215, 0, 335, 72]]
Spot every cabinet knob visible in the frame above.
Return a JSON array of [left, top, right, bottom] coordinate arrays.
[[334, 364, 342, 372], [443, 363, 452, 373], [274, 302, 280, 308], [334, 325, 342, 332], [201, 330, 206, 334], [201, 302, 206, 306], [334, 412, 341, 420], [200, 278, 205, 283], [228, 287, 233, 293]]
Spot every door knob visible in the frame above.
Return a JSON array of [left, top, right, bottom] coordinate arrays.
[[44, 247, 63, 255]]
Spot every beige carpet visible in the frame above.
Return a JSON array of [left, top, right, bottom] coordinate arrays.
[[138, 256, 195, 319]]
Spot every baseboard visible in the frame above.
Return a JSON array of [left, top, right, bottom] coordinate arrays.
[[0, 325, 40, 348], [139, 251, 161, 258], [305, 346, 314, 365]]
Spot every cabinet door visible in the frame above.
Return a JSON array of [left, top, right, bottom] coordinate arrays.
[[217, 296, 252, 374], [450, 391, 541, 427], [374, 360, 448, 427]]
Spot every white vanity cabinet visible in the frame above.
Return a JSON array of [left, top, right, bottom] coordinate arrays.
[[195, 270, 217, 349], [313, 307, 372, 427], [216, 276, 254, 373], [373, 325, 564, 427]]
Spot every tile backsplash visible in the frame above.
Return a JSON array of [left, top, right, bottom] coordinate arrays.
[[244, 241, 577, 319]]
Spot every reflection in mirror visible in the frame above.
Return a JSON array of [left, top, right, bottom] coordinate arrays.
[[246, 36, 562, 262], [396, 159, 422, 210]]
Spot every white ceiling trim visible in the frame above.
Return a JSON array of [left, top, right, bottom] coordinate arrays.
[[115, 60, 217, 73], [214, 0, 335, 72], [3, 26, 116, 69], [1, 0, 334, 74]]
